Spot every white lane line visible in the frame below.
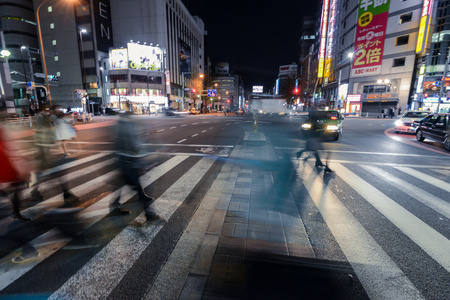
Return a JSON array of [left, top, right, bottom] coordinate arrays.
[[157, 129, 165, 132], [201, 130, 207, 133], [209, 127, 214, 130], [181, 124, 187, 127], [203, 122, 209, 124], [192, 123, 198, 125], [334, 163, 450, 273], [177, 139, 187, 144], [42, 152, 110, 177], [0, 156, 189, 292], [142, 143, 234, 148], [50, 157, 216, 300], [275, 147, 450, 159], [302, 163, 424, 300], [191, 134, 199, 137], [170, 127, 176, 129], [362, 165, 450, 219], [395, 167, 450, 193]]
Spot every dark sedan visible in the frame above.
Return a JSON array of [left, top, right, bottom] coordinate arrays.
[[416, 113, 450, 151]]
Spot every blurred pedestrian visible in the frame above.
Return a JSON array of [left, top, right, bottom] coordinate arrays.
[[30, 109, 78, 202], [0, 121, 33, 221], [51, 105, 76, 156], [296, 111, 332, 173], [112, 112, 162, 223]]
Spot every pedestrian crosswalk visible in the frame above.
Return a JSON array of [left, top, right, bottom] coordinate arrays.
[[0, 150, 449, 298]]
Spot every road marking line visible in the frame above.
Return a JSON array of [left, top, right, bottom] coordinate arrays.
[[50, 157, 216, 300], [170, 127, 176, 129], [334, 163, 450, 273], [191, 134, 198, 137], [143, 143, 234, 148], [302, 163, 424, 300], [0, 156, 189, 292], [362, 165, 450, 219], [395, 167, 450, 193], [201, 130, 207, 133], [157, 129, 165, 132], [181, 124, 187, 127], [192, 123, 198, 125], [209, 127, 214, 130]]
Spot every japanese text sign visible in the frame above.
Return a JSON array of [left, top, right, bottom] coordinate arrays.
[[351, 0, 390, 77]]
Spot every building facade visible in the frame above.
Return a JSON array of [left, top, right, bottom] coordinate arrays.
[[317, 0, 423, 116]]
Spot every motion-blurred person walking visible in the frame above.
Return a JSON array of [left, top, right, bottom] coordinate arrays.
[[112, 112, 163, 223], [297, 111, 333, 173], [51, 105, 77, 156]]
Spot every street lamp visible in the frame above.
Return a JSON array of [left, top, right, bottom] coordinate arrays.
[[36, 0, 54, 108], [377, 79, 390, 117]]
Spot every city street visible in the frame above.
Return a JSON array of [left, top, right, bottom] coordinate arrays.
[[0, 113, 449, 299]]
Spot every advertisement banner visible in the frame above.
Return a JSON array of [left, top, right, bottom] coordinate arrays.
[[351, 0, 390, 77], [317, 0, 330, 78], [127, 43, 162, 71], [416, 0, 434, 54], [179, 39, 191, 74], [110, 48, 128, 70]]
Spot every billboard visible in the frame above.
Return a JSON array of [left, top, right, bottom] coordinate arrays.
[[110, 48, 128, 70], [127, 43, 162, 71], [253, 86, 263, 93], [325, 0, 337, 78], [215, 62, 230, 75], [351, 0, 390, 77], [317, 0, 330, 78], [416, 0, 434, 54], [179, 39, 191, 74], [93, 0, 113, 53]]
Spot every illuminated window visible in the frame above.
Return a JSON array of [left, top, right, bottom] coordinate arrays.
[[393, 58, 406, 67], [50, 23, 54, 29], [54, 56, 59, 61], [396, 35, 409, 46], [52, 40, 56, 45], [399, 13, 412, 24], [48, 6, 52, 13]]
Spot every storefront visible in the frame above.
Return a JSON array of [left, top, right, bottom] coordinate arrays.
[[421, 97, 450, 113], [343, 94, 361, 116]]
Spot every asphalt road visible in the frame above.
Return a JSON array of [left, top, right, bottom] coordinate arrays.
[[1, 113, 449, 299]]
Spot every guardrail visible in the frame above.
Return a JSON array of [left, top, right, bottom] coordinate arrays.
[[4, 116, 36, 128]]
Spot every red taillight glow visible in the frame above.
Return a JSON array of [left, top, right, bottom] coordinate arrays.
[[331, 116, 337, 120]]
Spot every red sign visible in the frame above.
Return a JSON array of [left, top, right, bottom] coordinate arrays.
[[351, 0, 390, 77]]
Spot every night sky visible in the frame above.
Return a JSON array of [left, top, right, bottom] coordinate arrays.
[[186, 0, 318, 93]]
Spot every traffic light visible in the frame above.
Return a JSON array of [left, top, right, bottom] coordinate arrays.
[[226, 99, 230, 103], [191, 88, 196, 94], [293, 88, 300, 94]]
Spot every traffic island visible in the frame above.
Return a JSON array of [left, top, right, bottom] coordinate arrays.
[[243, 132, 266, 146]]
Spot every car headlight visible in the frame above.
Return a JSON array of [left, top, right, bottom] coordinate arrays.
[[326, 125, 338, 131], [395, 120, 403, 126], [302, 123, 312, 129]]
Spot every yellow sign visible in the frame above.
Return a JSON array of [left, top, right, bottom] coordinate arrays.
[[324, 58, 332, 78], [358, 12, 373, 27], [318, 58, 324, 78], [416, 16, 430, 53]]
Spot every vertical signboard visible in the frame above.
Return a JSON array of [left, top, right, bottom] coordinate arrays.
[[179, 39, 191, 74], [324, 0, 337, 78], [416, 0, 434, 54], [318, 0, 330, 78], [93, 0, 113, 53], [351, 0, 390, 77]]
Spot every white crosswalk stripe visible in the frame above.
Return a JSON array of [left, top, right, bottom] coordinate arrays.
[[0, 150, 449, 298]]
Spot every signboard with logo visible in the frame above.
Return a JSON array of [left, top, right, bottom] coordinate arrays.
[[351, 0, 390, 77], [179, 39, 191, 74], [252, 86, 263, 93], [325, 0, 337, 78], [93, 0, 113, 53], [127, 43, 162, 71], [416, 0, 434, 54], [111, 48, 128, 70]]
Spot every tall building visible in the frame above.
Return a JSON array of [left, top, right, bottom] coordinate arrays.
[[0, 0, 44, 113], [317, 0, 423, 116], [412, 0, 450, 113], [275, 63, 298, 104], [212, 62, 243, 111]]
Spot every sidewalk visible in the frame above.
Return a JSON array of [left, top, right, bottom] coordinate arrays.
[[146, 132, 316, 299]]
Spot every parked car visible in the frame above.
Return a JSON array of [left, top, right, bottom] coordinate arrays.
[[164, 107, 178, 116], [394, 111, 429, 134], [301, 110, 344, 141], [416, 113, 450, 151], [188, 108, 200, 115]]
